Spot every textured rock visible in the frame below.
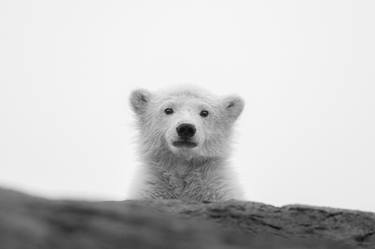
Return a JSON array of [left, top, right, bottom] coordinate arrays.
[[0, 187, 374, 249]]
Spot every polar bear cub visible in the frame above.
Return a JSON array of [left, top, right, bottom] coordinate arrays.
[[129, 86, 244, 201]]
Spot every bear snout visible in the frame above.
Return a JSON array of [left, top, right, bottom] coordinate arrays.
[[176, 123, 196, 139]]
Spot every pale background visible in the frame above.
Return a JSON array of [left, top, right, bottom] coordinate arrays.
[[1, 0, 374, 211]]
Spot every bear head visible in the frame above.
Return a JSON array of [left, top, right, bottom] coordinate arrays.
[[130, 87, 244, 161]]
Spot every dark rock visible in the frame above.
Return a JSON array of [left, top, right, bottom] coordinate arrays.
[[0, 187, 374, 249]]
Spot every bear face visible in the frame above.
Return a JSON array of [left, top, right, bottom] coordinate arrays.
[[130, 87, 244, 161]]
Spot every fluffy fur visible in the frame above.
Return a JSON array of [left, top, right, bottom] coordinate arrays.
[[129, 86, 244, 201]]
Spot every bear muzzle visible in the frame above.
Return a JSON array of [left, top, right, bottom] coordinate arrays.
[[176, 123, 196, 139], [172, 123, 198, 148]]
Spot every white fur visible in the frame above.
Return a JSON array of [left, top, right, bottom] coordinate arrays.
[[129, 86, 244, 201]]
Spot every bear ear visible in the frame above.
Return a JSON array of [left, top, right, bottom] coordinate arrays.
[[222, 95, 245, 121], [130, 89, 152, 115]]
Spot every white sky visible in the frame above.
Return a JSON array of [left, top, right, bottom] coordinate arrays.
[[1, 0, 374, 211]]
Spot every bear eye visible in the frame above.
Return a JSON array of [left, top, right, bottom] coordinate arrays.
[[200, 110, 209, 117], [164, 108, 174, 115]]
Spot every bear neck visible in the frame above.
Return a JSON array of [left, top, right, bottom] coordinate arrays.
[[145, 149, 226, 178]]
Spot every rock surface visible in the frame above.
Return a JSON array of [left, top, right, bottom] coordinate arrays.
[[0, 187, 374, 249]]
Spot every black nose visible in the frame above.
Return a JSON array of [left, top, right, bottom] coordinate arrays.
[[176, 123, 196, 139]]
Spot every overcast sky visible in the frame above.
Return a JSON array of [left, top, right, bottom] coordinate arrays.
[[1, 0, 374, 211]]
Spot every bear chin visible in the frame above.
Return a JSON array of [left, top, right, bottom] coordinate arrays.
[[168, 142, 201, 159]]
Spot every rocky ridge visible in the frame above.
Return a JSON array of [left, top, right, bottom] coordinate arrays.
[[0, 187, 374, 249]]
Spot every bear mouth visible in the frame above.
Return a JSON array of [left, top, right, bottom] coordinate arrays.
[[172, 140, 198, 148]]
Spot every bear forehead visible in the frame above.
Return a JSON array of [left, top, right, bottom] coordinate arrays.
[[155, 89, 219, 106]]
